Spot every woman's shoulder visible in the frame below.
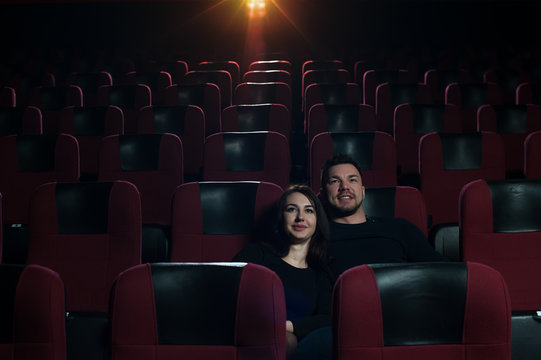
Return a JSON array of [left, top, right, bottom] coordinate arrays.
[[232, 241, 278, 264]]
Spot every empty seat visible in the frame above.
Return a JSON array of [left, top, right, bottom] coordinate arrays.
[[242, 70, 292, 88], [197, 60, 241, 89], [203, 131, 290, 190], [163, 83, 221, 136], [249, 59, 292, 73], [222, 104, 291, 141], [98, 133, 183, 262], [144, 60, 188, 85], [0, 106, 42, 135], [234, 82, 292, 114], [110, 262, 286, 360], [184, 70, 232, 109], [58, 105, 124, 181], [524, 130, 541, 178], [170, 181, 283, 262], [362, 186, 429, 236], [309, 131, 397, 192], [1, 86, 15, 106], [302, 59, 345, 74], [363, 69, 411, 106], [419, 132, 506, 227], [65, 71, 113, 107], [516, 82, 541, 105], [307, 104, 377, 147], [26, 85, 83, 134], [0, 264, 66, 360], [4, 71, 55, 106], [375, 83, 432, 134], [27, 180, 141, 360], [333, 262, 511, 360], [0, 134, 79, 264], [445, 82, 503, 132], [484, 68, 530, 104], [137, 104, 205, 179], [96, 84, 152, 134], [424, 68, 473, 104], [302, 69, 351, 101], [478, 104, 541, 176], [119, 71, 172, 105], [394, 103, 462, 182]]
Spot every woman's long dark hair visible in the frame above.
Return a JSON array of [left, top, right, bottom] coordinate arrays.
[[261, 184, 331, 272]]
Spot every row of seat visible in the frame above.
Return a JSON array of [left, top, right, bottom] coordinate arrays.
[[0, 260, 512, 360]]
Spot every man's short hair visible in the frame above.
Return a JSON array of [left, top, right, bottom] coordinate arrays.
[[320, 153, 363, 194]]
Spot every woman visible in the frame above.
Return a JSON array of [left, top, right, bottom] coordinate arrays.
[[233, 184, 333, 360]]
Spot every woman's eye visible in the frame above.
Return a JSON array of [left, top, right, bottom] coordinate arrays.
[[305, 208, 314, 214], [286, 207, 296, 213]]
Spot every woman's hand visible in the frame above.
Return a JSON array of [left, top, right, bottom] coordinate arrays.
[[285, 321, 297, 359]]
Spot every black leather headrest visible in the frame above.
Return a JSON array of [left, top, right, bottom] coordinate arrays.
[[236, 105, 270, 131], [493, 105, 527, 134], [324, 105, 359, 132], [56, 182, 113, 234], [0, 265, 24, 343], [460, 85, 487, 108], [331, 132, 375, 170], [411, 105, 445, 134], [391, 85, 420, 107], [153, 106, 187, 136], [222, 132, 266, 172], [73, 107, 106, 136], [175, 85, 205, 106], [109, 87, 135, 108], [440, 133, 482, 170], [40, 88, 66, 110], [488, 179, 541, 233], [16, 135, 57, 172], [362, 187, 396, 218], [151, 263, 244, 345], [372, 262, 467, 346], [119, 134, 161, 171], [319, 85, 347, 104], [200, 182, 258, 234]]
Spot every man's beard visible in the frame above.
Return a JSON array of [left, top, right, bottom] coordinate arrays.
[[326, 199, 363, 219]]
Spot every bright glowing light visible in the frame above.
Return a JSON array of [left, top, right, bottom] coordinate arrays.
[[247, 0, 266, 17]]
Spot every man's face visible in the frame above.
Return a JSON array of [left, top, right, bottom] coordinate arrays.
[[324, 163, 365, 217]]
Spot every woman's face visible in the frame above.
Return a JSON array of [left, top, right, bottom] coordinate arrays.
[[283, 192, 317, 244]]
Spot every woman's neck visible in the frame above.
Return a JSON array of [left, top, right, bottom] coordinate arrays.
[[282, 241, 310, 269]]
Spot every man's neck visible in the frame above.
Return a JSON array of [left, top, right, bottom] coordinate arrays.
[[331, 211, 367, 224]]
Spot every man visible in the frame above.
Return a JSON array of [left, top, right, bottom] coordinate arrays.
[[320, 154, 444, 277]]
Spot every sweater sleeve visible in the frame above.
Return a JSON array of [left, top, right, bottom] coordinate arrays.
[[291, 272, 332, 339], [400, 219, 445, 262]]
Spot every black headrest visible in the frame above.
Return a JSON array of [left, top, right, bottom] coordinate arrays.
[[411, 105, 445, 134], [236, 105, 270, 131], [109, 86, 135, 108], [362, 187, 396, 218], [319, 84, 347, 104], [460, 85, 487, 108], [175, 84, 205, 106], [151, 263, 244, 345], [152, 106, 187, 136], [56, 182, 113, 234], [324, 105, 360, 132], [119, 134, 162, 171], [0, 265, 24, 343], [488, 179, 541, 233], [440, 133, 482, 170], [73, 107, 106, 136], [371, 262, 467, 346], [200, 182, 258, 234], [0, 108, 22, 135], [331, 132, 375, 170], [222, 132, 266, 172], [493, 105, 528, 134], [40, 87, 66, 110], [16, 135, 57, 172], [391, 85, 420, 107]]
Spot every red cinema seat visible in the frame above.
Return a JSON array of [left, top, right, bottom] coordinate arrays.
[[0, 106, 42, 135], [234, 82, 292, 114], [524, 130, 541, 179], [184, 70, 232, 109], [333, 262, 511, 360], [222, 104, 291, 141], [110, 262, 286, 360], [170, 181, 283, 262]]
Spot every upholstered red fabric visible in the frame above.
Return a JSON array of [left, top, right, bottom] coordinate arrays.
[[0, 106, 42, 135], [110, 262, 286, 360], [363, 69, 412, 107], [478, 104, 541, 175], [242, 70, 292, 89], [332, 262, 511, 360], [222, 104, 291, 141], [170, 181, 283, 262], [310, 131, 397, 192], [524, 131, 541, 179], [98, 133, 183, 226], [394, 103, 462, 177], [0, 264, 66, 360], [249, 60, 292, 73], [460, 179, 541, 311], [0, 134, 79, 225], [27, 181, 141, 312], [375, 83, 432, 134], [65, 71, 113, 107], [302, 69, 350, 101], [197, 61, 240, 89], [419, 131, 505, 227], [203, 131, 291, 190], [307, 104, 377, 148], [1, 86, 16, 107], [234, 82, 292, 114], [184, 70, 232, 109]]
